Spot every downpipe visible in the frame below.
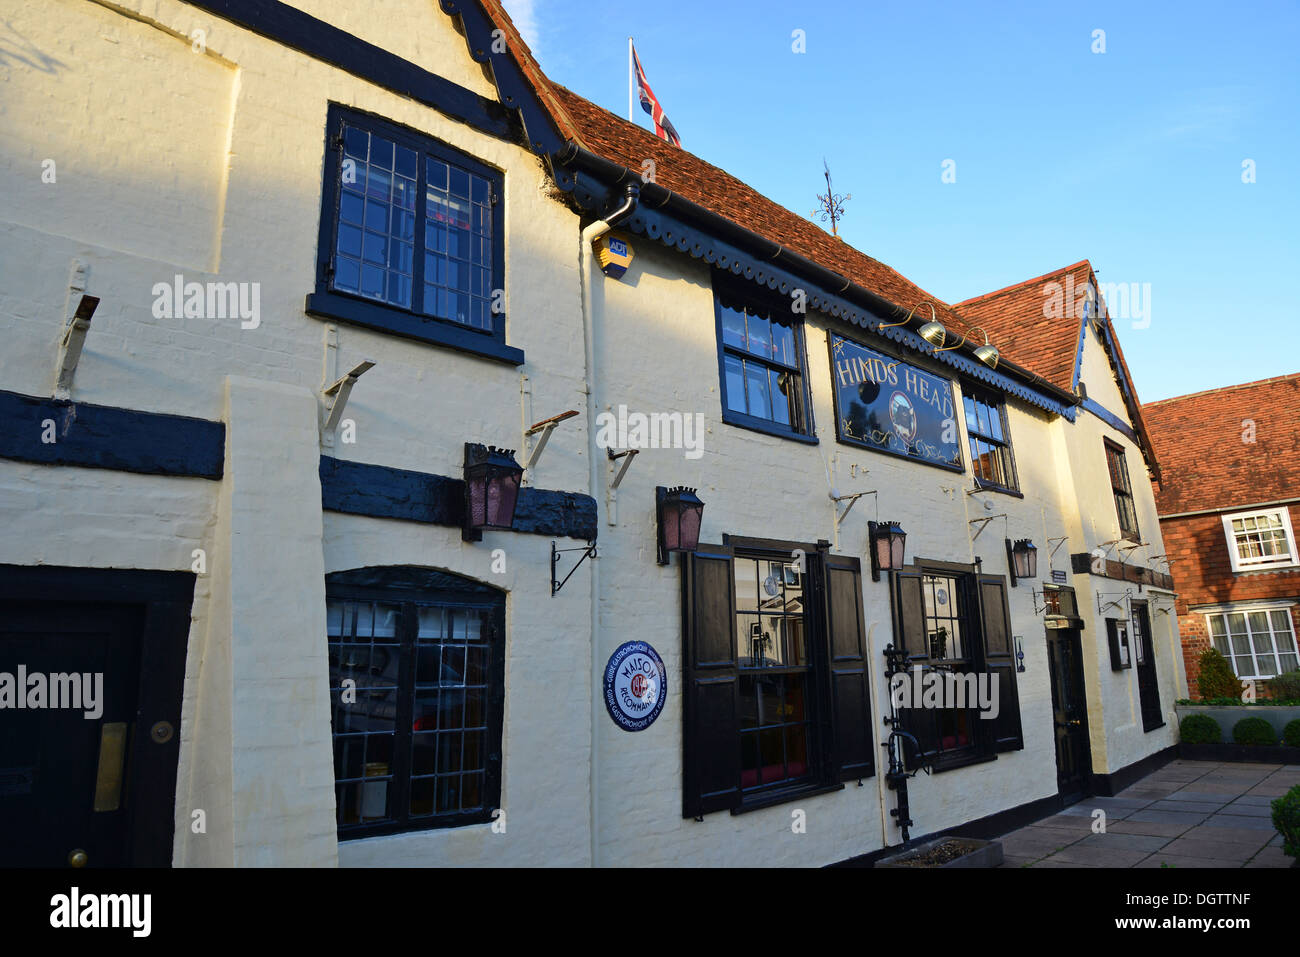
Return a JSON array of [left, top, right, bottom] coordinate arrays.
[[579, 183, 639, 867]]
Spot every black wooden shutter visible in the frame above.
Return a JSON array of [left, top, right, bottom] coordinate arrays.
[[979, 575, 1023, 752], [824, 556, 874, 781], [890, 568, 929, 660], [682, 544, 740, 817]]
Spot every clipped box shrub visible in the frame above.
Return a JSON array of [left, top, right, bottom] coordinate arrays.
[[1233, 716, 1277, 746], [1273, 785, 1300, 860], [1268, 670, 1300, 703], [1197, 649, 1242, 701], [1179, 713, 1222, 745], [1284, 719, 1300, 749]]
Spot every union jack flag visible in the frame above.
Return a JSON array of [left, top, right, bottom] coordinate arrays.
[[632, 43, 681, 148]]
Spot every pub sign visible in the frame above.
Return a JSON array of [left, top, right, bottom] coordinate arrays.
[[829, 333, 963, 470]]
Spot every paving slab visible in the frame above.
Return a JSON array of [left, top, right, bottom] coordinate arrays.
[[996, 854, 1039, 869], [1161, 790, 1234, 803], [1109, 818, 1196, 838], [1075, 832, 1173, 853], [1134, 853, 1240, 869], [1029, 858, 1100, 867], [1029, 813, 1101, 832], [998, 829, 1081, 858], [1180, 824, 1273, 849], [1125, 808, 1210, 827], [1054, 802, 1134, 820], [1159, 836, 1256, 862], [1045, 844, 1151, 867], [1244, 847, 1294, 868], [1147, 800, 1225, 814], [1201, 813, 1277, 831], [1228, 794, 1278, 806], [1246, 786, 1291, 797], [1217, 802, 1274, 817], [1085, 796, 1157, 810]]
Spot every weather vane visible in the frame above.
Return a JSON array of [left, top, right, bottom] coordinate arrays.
[[811, 159, 851, 236]]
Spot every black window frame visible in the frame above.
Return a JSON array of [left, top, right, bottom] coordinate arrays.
[[325, 568, 506, 840], [962, 384, 1021, 496], [889, 558, 1023, 773], [306, 103, 522, 366], [1104, 438, 1141, 542], [681, 537, 875, 819], [712, 277, 818, 445]]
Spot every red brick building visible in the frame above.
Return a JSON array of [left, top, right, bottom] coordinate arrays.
[[1143, 374, 1300, 693]]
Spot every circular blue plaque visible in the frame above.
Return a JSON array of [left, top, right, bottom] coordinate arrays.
[[603, 641, 666, 732]]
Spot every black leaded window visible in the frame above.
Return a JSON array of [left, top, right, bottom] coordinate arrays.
[[1104, 439, 1140, 542], [715, 283, 813, 440], [326, 569, 504, 838], [963, 388, 1018, 492], [733, 556, 812, 791], [919, 574, 975, 757], [680, 544, 876, 818], [890, 562, 1025, 770], [309, 105, 520, 365]]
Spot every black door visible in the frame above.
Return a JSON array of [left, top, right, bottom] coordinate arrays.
[[1045, 627, 1092, 798], [0, 602, 146, 867], [1131, 602, 1164, 731]]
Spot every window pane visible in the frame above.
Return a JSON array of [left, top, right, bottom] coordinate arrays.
[[987, 404, 1004, 441], [771, 320, 795, 367], [745, 360, 772, 419], [734, 559, 758, 610], [423, 156, 491, 326], [746, 312, 772, 358], [770, 369, 792, 427]]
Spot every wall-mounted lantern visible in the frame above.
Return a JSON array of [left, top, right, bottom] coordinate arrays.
[[656, 486, 704, 565], [868, 520, 907, 582], [463, 443, 523, 542], [1007, 538, 1037, 587]]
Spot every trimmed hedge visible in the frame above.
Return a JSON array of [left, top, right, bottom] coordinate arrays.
[[1273, 785, 1300, 859], [1233, 716, 1278, 746], [1284, 719, 1300, 749], [1179, 713, 1222, 745], [1198, 649, 1242, 700], [1268, 670, 1300, 703]]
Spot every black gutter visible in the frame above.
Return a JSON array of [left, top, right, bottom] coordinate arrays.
[[554, 141, 1081, 411]]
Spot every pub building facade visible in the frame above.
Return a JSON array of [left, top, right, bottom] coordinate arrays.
[[0, 0, 1182, 869]]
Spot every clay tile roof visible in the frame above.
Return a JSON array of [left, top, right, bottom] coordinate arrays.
[[952, 261, 1093, 393], [1141, 373, 1300, 515], [548, 84, 968, 333]]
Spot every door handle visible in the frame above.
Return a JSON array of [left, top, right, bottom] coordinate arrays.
[[92, 722, 127, 812]]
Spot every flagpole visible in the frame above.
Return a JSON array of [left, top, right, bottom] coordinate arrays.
[[628, 37, 634, 122]]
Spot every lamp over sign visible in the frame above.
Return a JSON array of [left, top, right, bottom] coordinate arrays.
[[656, 485, 704, 565], [1007, 538, 1037, 586], [462, 443, 524, 542], [868, 520, 906, 582]]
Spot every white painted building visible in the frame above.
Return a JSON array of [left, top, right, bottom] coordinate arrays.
[[0, 0, 1183, 868]]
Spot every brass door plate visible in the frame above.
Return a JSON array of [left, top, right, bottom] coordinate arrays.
[[92, 722, 127, 812]]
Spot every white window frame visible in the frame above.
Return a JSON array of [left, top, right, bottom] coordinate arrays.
[[1221, 507, 1299, 573], [1203, 603, 1300, 680]]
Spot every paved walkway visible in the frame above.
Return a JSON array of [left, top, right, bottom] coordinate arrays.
[[994, 760, 1297, 868]]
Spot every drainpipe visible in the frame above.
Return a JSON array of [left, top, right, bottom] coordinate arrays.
[[579, 183, 639, 869]]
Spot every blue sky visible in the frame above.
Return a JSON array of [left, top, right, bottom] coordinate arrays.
[[506, 0, 1300, 402]]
